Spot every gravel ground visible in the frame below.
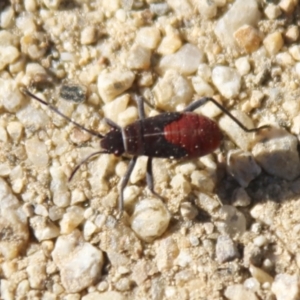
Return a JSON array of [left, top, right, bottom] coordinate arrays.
[[1, 0, 300, 299]]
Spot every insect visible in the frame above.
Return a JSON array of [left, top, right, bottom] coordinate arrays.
[[22, 88, 269, 212]]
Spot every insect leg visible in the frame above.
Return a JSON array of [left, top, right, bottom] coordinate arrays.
[[146, 157, 164, 200], [119, 156, 138, 212], [133, 95, 146, 120], [184, 97, 270, 132]]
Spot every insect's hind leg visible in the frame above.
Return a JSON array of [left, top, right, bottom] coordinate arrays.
[[119, 156, 138, 213], [184, 97, 270, 133], [146, 157, 164, 201], [133, 95, 146, 120]]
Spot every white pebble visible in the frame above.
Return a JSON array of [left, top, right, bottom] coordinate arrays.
[[264, 4, 281, 20], [216, 235, 239, 263], [30, 216, 60, 241], [136, 27, 161, 49], [97, 69, 135, 103], [170, 174, 191, 195], [191, 76, 214, 97], [7, 121, 23, 142], [52, 230, 104, 293], [80, 26, 97, 45], [130, 198, 171, 242], [195, 192, 220, 213], [289, 45, 300, 61], [224, 284, 259, 300], [127, 44, 151, 70], [158, 43, 205, 75], [235, 57, 251, 75], [212, 66, 241, 99], [252, 128, 300, 181], [196, 0, 217, 19], [0, 6, 14, 28], [166, 0, 193, 17], [24, 0, 37, 11], [25, 136, 49, 167], [157, 31, 182, 55], [0, 78, 24, 112], [271, 274, 300, 300], [180, 202, 198, 220], [153, 70, 193, 110], [102, 93, 129, 124], [214, 0, 261, 50], [0, 45, 20, 71], [263, 32, 284, 55], [60, 206, 85, 234], [227, 149, 261, 188], [43, 0, 62, 9], [191, 170, 216, 193]]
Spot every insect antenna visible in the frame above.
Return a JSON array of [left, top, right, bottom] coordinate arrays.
[[69, 150, 108, 181], [21, 88, 104, 138]]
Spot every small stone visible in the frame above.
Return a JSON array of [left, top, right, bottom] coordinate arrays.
[[196, 0, 217, 19], [216, 235, 239, 263], [166, 0, 193, 17], [27, 262, 47, 289], [80, 25, 97, 45], [115, 277, 131, 291], [136, 27, 161, 49], [219, 110, 257, 151], [263, 32, 284, 55], [170, 174, 191, 195], [234, 25, 262, 53], [214, 0, 261, 50], [157, 30, 182, 55], [102, 94, 129, 124], [59, 84, 87, 103], [232, 187, 251, 207], [43, 0, 62, 9], [218, 205, 246, 236], [0, 178, 29, 259], [276, 52, 295, 66], [158, 43, 205, 75], [212, 66, 241, 99], [264, 4, 281, 20], [253, 235, 268, 247], [252, 128, 300, 181], [235, 57, 251, 75], [191, 76, 214, 97], [0, 6, 14, 28], [225, 284, 259, 300], [289, 45, 300, 61], [227, 149, 261, 188], [118, 105, 138, 127], [52, 230, 104, 293], [196, 192, 220, 214], [153, 69, 193, 110], [24, 0, 37, 12], [191, 170, 216, 193], [279, 0, 297, 14], [130, 198, 171, 242], [0, 45, 20, 71], [82, 291, 125, 300], [285, 25, 299, 43], [97, 69, 135, 103], [180, 202, 198, 220], [30, 216, 60, 241], [127, 44, 151, 70], [271, 274, 300, 300], [0, 79, 25, 113], [250, 90, 264, 108], [150, 3, 170, 16], [7, 121, 23, 142], [249, 265, 273, 284], [60, 206, 85, 234], [25, 136, 49, 167]]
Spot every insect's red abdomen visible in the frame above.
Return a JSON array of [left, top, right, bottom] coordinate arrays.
[[164, 113, 222, 158]]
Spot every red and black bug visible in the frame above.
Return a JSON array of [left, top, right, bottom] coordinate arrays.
[[22, 88, 269, 211]]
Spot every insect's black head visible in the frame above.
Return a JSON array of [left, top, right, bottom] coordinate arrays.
[[100, 128, 124, 156]]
